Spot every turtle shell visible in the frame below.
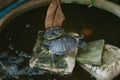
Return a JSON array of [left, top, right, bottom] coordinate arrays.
[[48, 35, 78, 55], [42, 26, 86, 55], [42, 32, 86, 55]]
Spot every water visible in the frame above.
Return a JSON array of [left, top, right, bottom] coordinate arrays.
[[0, 4, 120, 80]]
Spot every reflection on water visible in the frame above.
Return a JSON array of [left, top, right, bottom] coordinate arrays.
[[0, 4, 120, 80]]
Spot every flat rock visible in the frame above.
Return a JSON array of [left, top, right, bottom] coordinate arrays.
[[29, 31, 77, 74], [80, 44, 120, 80], [77, 39, 104, 65]]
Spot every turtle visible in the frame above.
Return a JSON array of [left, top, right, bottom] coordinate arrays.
[[41, 26, 87, 55]]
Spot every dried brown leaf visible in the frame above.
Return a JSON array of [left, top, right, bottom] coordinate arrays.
[[45, 0, 65, 29]]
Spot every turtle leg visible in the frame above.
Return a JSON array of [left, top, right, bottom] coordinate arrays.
[[77, 34, 84, 39], [47, 50, 55, 68], [41, 40, 49, 52], [78, 41, 87, 48], [41, 44, 49, 51], [73, 34, 84, 40], [50, 53, 56, 74]]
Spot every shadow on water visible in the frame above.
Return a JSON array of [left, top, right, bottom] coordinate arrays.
[[0, 4, 120, 80]]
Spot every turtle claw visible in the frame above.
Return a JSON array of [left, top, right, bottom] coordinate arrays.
[[77, 34, 84, 39], [78, 41, 87, 48], [72, 34, 84, 40]]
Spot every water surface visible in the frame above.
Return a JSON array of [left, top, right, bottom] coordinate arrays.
[[0, 4, 120, 80]]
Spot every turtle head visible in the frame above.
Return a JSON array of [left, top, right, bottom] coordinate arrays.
[[44, 26, 64, 40]]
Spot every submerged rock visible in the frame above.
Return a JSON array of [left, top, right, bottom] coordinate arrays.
[[79, 44, 120, 80], [0, 51, 45, 79]]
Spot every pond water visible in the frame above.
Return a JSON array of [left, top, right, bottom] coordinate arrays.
[[0, 4, 120, 80]]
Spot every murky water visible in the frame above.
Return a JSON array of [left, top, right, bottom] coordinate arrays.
[[0, 4, 120, 80]]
